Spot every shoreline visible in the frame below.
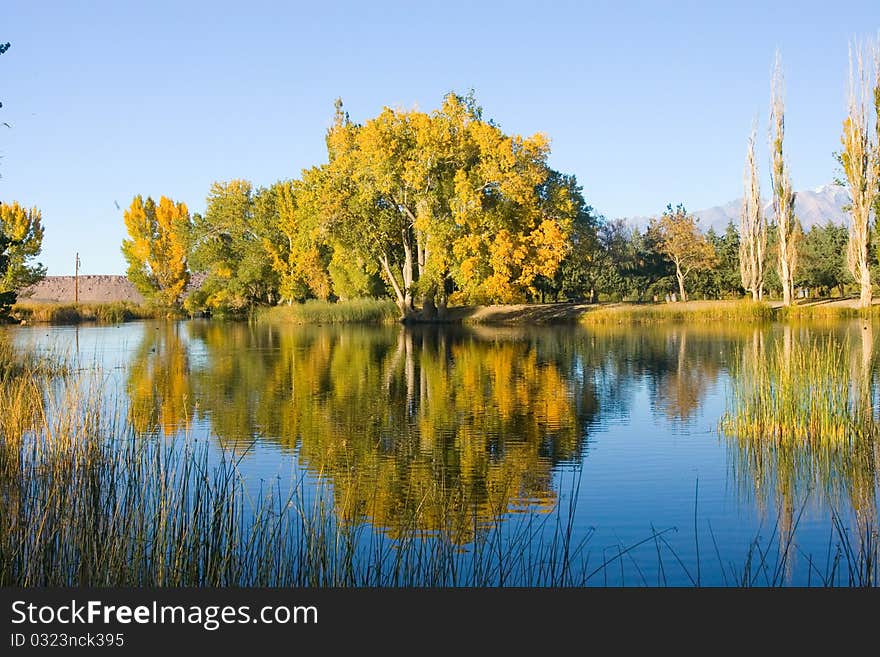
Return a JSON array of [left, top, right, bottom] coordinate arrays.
[[8, 297, 880, 326]]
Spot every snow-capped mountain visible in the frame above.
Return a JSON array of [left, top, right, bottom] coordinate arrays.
[[624, 183, 851, 232]]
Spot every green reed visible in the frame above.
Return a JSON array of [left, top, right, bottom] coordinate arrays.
[[719, 336, 876, 445], [718, 330, 879, 585], [0, 348, 598, 586]]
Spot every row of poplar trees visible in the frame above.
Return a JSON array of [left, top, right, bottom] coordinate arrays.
[[740, 45, 880, 308]]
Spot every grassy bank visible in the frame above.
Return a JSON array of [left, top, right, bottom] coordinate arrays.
[[16, 297, 869, 328], [581, 300, 775, 325], [776, 302, 880, 321], [12, 301, 168, 324], [260, 298, 400, 324]]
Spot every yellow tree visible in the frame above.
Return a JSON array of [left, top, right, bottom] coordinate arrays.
[[656, 204, 716, 302], [0, 201, 46, 293], [448, 111, 568, 304], [322, 93, 572, 316], [739, 125, 766, 300], [263, 175, 333, 303], [121, 195, 190, 307], [769, 53, 801, 307], [841, 40, 880, 309]]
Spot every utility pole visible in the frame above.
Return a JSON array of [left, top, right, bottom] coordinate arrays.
[[75, 252, 80, 304]]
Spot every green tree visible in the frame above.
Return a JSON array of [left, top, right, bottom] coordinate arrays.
[[261, 175, 334, 304], [626, 222, 673, 301], [0, 232, 16, 317], [540, 172, 601, 302], [187, 180, 278, 313], [0, 201, 46, 293], [592, 218, 630, 301], [798, 221, 849, 297], [693, 222, 742, 299]]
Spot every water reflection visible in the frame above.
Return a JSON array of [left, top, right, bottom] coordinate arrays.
[[117, 319, 880, 552], [127, 323, 602, 541], [720, 322, 879, 542], [127, 323, 193, 435]]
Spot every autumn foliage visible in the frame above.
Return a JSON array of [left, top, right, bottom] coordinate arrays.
[[121, 195, 190, 307]]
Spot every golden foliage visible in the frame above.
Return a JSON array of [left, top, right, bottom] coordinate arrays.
[[121, 195, 190, 307]]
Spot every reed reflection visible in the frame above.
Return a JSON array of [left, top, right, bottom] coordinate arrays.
[[720, 322, 879, 545]]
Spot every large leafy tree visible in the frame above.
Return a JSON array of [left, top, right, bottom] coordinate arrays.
[[625, 222, 672, 302], [549, 174, 602, 302], [187, 180, 278, 313], [321, 93, 573, 317], [262, 174, 334, 303], [798, 221, 849, 297], [121, 195, 191, 307], [692, 223, 742, 299], [656, 204, 716, 302], [0, 201, 46, 292], [591, 218, 631, 301]]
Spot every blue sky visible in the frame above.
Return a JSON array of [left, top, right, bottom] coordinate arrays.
[[1, 0, 878, 275]]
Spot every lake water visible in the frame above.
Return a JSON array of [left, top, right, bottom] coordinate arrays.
[[8, 319, 880, 586]]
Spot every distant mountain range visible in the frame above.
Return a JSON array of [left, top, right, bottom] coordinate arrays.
[[623, 183, 851, 232]]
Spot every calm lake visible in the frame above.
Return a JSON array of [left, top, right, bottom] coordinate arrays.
[[8, 318, 880, 586]]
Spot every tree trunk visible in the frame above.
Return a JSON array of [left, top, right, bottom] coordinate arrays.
[[860, 260, 872, 308], [379, 254, 411, 319], [780, 256, 792, 306], [675, 262, 687, 302], [401, 233, 414, 315], [421, 291, 437, 319]]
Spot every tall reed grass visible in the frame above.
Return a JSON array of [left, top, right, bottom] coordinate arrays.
[[12, 301, 164, 324], [581, 300, 774, 325], [776, 303, 880, 321], [1, 336, 877, 586], [260, 298, 400, 325], [719, 336, 876, 444], [1, 346, 598, 586]]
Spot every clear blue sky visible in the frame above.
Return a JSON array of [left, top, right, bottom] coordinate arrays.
[[1, 0, 878, 275]]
